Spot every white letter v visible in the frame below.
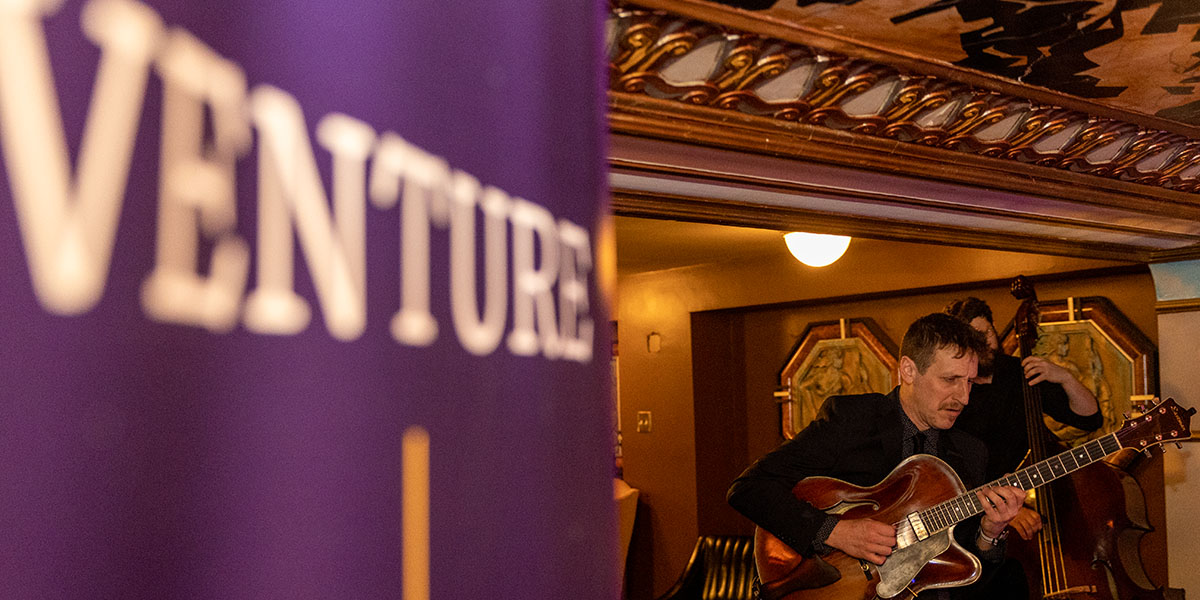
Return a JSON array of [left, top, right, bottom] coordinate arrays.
[[0, 0, 163, 313]]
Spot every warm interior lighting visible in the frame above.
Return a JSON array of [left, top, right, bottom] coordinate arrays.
[[783, 232, 851, 267]]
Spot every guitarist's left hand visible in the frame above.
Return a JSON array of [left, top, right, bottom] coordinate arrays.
[[976, 485, 1024, 539]]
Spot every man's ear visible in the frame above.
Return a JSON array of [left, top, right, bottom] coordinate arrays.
[[899, 356, 916, 384]]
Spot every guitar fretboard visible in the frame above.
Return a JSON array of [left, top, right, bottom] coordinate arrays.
[[918, 433, 1122, 533]]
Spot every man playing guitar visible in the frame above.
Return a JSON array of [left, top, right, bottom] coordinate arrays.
[[728, 313, 1024, 599]]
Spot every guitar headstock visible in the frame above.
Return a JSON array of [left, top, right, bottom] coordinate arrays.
[[1115, 398, 1195, 451]]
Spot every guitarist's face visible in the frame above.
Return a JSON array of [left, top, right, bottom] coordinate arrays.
[[901, 345, 978, 431]]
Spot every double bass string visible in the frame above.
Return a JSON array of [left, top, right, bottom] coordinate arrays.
[[1016, 292, 1069, 599], [1023, 379, 1066, 598]]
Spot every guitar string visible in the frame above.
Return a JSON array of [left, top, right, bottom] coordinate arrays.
[[887, 405, 1181, 596], [915, 434, 1120, 541]]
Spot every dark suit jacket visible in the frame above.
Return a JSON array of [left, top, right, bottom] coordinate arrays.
[[727, 387, 990, 557]]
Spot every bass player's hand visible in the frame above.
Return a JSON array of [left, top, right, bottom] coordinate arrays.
[[1007, 506, 1042, 541], [824, 518, 896, 565]]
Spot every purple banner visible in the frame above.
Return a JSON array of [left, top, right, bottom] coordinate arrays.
[[0, 1, 612, 598]]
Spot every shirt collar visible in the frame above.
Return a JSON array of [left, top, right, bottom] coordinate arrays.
[[901, 412, 938, 455]]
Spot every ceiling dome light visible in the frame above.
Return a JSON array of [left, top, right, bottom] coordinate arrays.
[[783, 232, 851, 267]]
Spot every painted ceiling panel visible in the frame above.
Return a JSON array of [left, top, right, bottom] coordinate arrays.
[[707, 0, 1200, 126]]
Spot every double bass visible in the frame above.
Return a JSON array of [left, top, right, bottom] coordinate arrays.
[[1006, 276, 1182, 600]]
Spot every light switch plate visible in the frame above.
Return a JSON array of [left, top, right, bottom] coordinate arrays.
[[636, 411, 651, 433]]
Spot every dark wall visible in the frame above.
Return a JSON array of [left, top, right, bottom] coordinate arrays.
[[692, 311, 749, 535]]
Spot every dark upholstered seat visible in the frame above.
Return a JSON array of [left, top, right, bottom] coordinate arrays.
[[656, 535, 756, 600]]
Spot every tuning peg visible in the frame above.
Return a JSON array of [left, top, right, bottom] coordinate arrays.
[[1122, 412, 1131, 420], [1177, 443, 1184, 450]]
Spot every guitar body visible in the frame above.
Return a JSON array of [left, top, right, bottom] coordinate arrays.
[[754, 454, 982, 600]]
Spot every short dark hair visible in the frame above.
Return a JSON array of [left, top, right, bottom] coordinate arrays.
[[901, 312, 989, 373], [944, 297, 994, 325]]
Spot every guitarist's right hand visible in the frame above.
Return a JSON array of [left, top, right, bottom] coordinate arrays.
[[824, 518, 896, 565]]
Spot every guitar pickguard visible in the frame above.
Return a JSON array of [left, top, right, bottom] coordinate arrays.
[[876, 529, 953, 598]]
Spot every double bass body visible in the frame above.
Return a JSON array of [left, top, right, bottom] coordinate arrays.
[[1004, 435, 1177, 600], [1002, 277, 1179, 600]]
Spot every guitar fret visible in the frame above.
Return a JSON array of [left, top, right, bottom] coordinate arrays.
[[950, 498, 965, 522], [1016, 470, 1033, 490], [1072, 446, 1091, 467], [1049, 457, 1066, 478], [927, 495, 970, 534], [1062, 450, 1080, 471], [1036, 463, 1046, 481]]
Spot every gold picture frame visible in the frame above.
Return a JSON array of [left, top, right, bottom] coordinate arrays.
[[999, 296, 1157, 446], [777, 318, 898, 439]]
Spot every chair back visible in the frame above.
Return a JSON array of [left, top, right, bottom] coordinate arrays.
[[656, 535, 755, 600], [697, 536, 755, 600]]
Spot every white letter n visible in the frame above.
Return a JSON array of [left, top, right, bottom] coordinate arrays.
[[244, 86, 375, 341]]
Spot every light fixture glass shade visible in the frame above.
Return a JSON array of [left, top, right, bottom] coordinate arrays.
[[784, 232, 851, 267]]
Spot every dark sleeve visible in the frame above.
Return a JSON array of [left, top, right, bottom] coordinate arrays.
[[953, 516, 1006, 563], [1037, 381, 1103, 432], [726, 397, 851, 556], [946, 431, 1006, 563]]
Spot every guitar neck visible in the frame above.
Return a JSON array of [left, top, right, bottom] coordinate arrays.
[[919, 432, 1121, 532]]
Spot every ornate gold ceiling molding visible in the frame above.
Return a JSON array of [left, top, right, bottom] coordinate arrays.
[[607, 1, 1200, 197]]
